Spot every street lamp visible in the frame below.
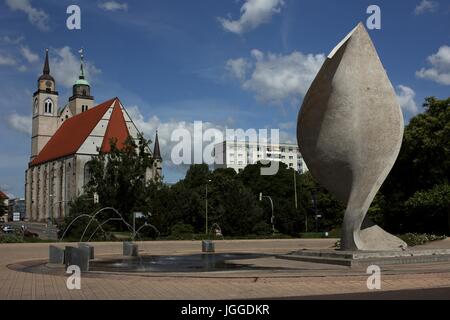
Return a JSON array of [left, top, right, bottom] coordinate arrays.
[[259, 193, 275, 235], [311, 188, 321, 232], [205, 179, 212, 235]]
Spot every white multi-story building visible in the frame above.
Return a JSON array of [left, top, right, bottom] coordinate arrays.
[[214, 141, 308, 174]]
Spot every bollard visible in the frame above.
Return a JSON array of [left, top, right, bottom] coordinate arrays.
[[78, 243, 95, 260], [65, 246, 89, 272], [123, 241, 139, 257], [202, 240, 215, 253], [49, 245, 65, 264]]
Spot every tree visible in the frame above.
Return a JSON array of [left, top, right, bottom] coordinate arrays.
[[238, 162, 344, 235], [207, 168, 264, 236], [60, 136, 156, 239], [378, 97, 450, 234]]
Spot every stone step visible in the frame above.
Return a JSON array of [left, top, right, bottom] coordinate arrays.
[[277, 252, 450, 268], [276, 254, 352, 267]]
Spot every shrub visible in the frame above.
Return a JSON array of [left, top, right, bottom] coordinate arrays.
[[169, 223, 195, 240], [398, 233, 447, 247], [0, 234, 24, 243]]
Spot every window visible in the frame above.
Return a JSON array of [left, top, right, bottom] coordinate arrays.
[[289, 156, 294, 160], [44, 99, 53, 114], [84, 162, 92, 186], [289, 147, 293, 152], [82, 105, 89, 112]]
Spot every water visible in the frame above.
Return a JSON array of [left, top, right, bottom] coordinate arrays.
[[89, 253, 277, 273]]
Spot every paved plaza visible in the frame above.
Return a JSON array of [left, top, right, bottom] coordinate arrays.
[[1, 239, 450, 300]]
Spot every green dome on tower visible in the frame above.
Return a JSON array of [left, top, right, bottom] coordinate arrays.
[[75, 78, 90, 86]]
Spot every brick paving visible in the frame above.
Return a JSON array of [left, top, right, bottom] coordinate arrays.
[[1, 239, 450, 300]]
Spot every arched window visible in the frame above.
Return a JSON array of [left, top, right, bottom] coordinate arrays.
[[81, 105, 89, 112], [84, 161, 93, 186], [34, 99, 38, 114], [44, 98, 53, 114]]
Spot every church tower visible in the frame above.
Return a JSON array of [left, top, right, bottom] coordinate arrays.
[[68, 49, 94, 115], [31, 49, 59, 161], [153, 130, 163, 179]]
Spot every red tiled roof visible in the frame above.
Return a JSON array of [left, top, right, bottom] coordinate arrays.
[[101, 100, 130, 152], [0, 191, 8, 199], [31, 98, 119, 166]]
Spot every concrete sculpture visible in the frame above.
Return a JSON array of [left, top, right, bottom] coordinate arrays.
[[297, 23, 407, 251]]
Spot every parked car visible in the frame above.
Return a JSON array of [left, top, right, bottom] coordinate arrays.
[[2, 225, 14, 233]]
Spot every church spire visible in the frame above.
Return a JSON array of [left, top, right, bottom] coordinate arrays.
[[79, 48, 85, 80], [75, 48, 89, 86], [38, 48, 54, 82], [153, 130, 161, 160], [69, 48, 94, 114], [43, 48, 50, 75]]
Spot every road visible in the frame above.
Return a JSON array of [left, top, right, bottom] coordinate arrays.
[[6, 221, 58, 240]]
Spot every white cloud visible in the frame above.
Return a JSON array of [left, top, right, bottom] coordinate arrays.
[[396, 85, 420, 115], [99, 1, 128, 11], [0, 35, 24, 45], [0, 54, 17, 66], [7, 113, 32, 135], [50, 47, 101, 88], [126, 106, 295, 168], [5, 0, 49, 31], [416, 45, 450, 85], [20, 46, 38, 63], [219, 0, 285, 34], [225, 58, 250, 81], [127, 106, 222, 159], [414, 0, 438, 15], [227, 49, 325, 104]]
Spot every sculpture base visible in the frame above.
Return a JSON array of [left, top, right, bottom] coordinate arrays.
[[277, 248, 450, 268], [346, 225, 408, 251]]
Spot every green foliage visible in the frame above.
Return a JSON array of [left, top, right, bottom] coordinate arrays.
[[0, 234, 24, 243], [169, 223, 195, 239], [238, 163, 344, 235], [398, 233, 447, 247], [378, 97, 450, 234]]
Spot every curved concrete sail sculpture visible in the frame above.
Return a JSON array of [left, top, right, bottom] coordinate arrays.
[[297, 23, 407, 251]]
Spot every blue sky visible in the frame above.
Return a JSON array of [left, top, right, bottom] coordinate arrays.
[[0, 0, 449, 197]]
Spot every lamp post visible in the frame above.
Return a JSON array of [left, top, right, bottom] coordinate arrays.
[[132, 212, 145, 241], [312, 188, 320, 232], [205, 179, 211, 235], [259, 193, 275, 235]]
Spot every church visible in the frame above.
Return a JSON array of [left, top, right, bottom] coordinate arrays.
[[25, 49, 162, 222]]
